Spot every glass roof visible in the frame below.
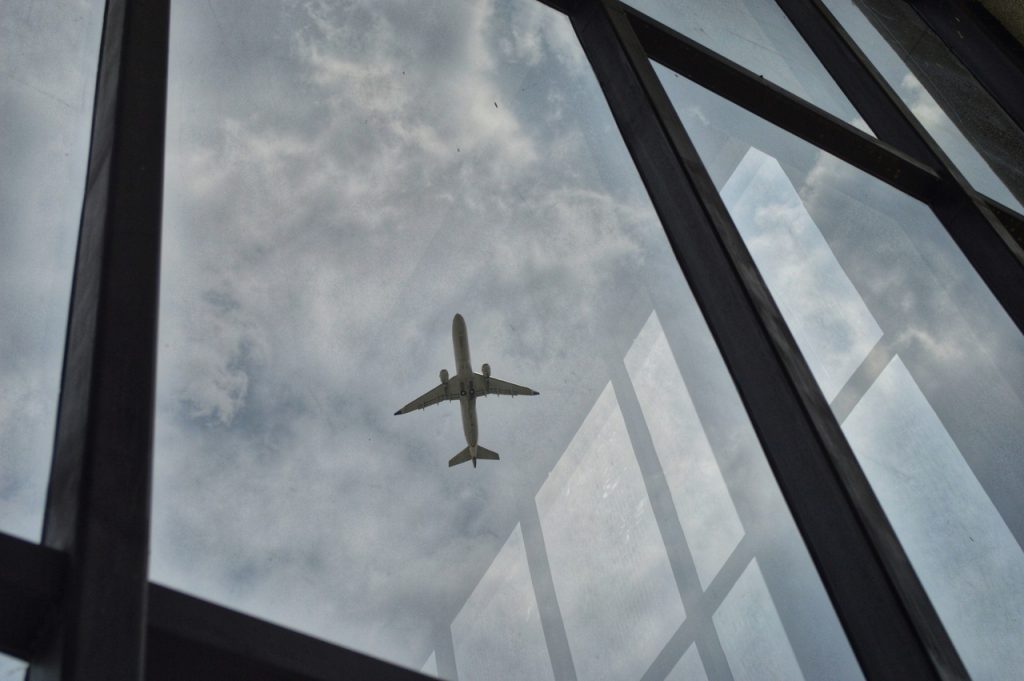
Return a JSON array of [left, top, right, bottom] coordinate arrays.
[[626, 0, 872, 132], [154, 1, 859, 677], [658, 63, 1024, 681]]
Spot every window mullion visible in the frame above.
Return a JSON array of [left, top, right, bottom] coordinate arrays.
[[568, 1, 967, 678], [31, 0, 170, 679]]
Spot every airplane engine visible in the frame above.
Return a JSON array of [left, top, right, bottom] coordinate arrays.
[[440, 369, 449, 384], [482, 363, 491, 377]]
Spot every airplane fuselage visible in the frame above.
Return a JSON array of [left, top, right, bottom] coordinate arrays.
[[451, 313, 479, 454], [394, 313, 537, 467]]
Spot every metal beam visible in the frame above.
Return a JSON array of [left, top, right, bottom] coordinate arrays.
[[987, 199, 1024, 250], [29, 0, 170, 679], [0, 544, 437, 681], [146, 585, 434, 681], [569, 1, 967, 678], [775, 0, 1024, 335], [0, 534, 65, 661], [908, 0, 1024, 134], [625, 5, 941, 203]]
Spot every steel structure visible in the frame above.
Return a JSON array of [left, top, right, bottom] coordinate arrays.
[[2, 0, 1022, 679]]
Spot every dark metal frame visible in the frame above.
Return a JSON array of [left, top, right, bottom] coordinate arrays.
[[907, 0, 1024, 134], [2, 0, 1022, 678]]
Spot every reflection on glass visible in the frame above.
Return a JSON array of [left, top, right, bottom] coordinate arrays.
[[714, 561, 804, 681], [625, 312, 744, 587], [155, 0, 860, 676], [451, 525, 552, 681], [846, 357, 1024, 681], [720, 149, 882, 401], [421, 651, 437, 677], [626, 0, 870, 131], [821, 0, 1024, 212], [666, 644, 709, 681], [659, 65, 1024, 681], [0, 0, 105, 541], [536, 384, 684, 681]]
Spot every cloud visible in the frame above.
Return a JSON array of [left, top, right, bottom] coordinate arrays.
[[152, 0, 666, 670], [0, 0, 106, 541]]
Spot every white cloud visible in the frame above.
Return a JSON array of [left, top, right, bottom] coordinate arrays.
[[152, 0, 667, 671], [0, 0, 106, 541]]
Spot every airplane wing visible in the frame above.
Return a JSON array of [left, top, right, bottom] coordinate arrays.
[[394, 383, 459, 415], [476, 373, 539, 397]]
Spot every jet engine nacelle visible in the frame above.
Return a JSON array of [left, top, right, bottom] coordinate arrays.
[[482, 363, 491, 377], [440, 369, 449, 384]]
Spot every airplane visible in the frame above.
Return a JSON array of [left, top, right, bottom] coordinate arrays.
[[394, 313, 539, 468]]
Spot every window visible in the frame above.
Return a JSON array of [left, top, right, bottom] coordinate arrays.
[[0, 0, 105, 541], [660, 68, 1024, 679], [2, 2, 1022, 680]]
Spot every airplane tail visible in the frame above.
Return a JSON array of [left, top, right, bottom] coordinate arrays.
[[476, 446, 500, 461], [448, 445, 500, 468]]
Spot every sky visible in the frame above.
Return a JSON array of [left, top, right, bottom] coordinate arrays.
[[151, 0, 857, 677], [821, 0, 1024, 213], [628, 0, 871, 134], [0, 0, 104, 541], [658, 66, 1024, 681], [2, 1, 1023, 680]]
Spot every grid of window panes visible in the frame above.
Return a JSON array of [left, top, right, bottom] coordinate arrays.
[[1, 1, 1022, 681]]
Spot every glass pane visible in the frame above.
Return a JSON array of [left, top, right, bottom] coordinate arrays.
[[0, 0, 105, 541], [666, 645, 709, 681], [154, 1, 862, 678], [0, 653, 26, 681], [626, 0, 871, 132], [657, 64, 1024, 681], [821, 0, 1024, 213], [421, 652, 437, 677]]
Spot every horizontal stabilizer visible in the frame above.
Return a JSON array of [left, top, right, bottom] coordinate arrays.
[[449, 447, 472, 467], [448, 446, 500, 467], [475, 446, 499, 461]]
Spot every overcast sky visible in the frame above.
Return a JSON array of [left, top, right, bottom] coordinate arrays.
[[659, 66, 1024, 681], [150, 0, 860, 677], [0, 0, 104, 541], [3, 1, 1023, 680]]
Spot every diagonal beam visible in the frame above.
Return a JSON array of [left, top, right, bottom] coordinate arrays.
[[29, 1, 170, 679], [569, 1, 967, 678], [908, 0, 1024, 134], [775, 0, 1024, 336], [625, 5, 941, 203]]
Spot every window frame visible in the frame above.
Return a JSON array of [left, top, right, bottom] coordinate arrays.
[[3, 0, 1022, 678]]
